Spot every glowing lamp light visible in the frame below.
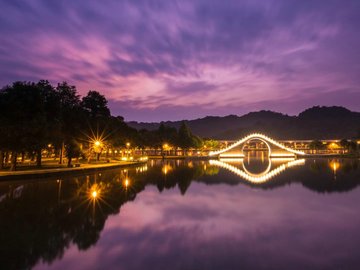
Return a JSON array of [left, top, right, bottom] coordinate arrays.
[[94, 141, 101, 147], [92, 190, 98, 198], [124, 178, 130, 188]]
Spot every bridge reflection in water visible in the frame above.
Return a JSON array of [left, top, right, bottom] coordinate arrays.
[[210, 151, 305, 184]]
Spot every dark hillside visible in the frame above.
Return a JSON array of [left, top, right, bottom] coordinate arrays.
[[128, 106, 360, 140]]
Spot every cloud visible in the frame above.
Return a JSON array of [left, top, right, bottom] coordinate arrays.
[[0, 0, 359, 120]]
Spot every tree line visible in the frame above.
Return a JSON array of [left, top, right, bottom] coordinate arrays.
[[0, 80, 203, 170]]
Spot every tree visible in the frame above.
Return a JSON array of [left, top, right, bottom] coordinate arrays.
[[32, 80, 61, 167], [81, 90, 110, 119], [177, 121, 203, 154], [203, 139, 219, 150], [0, 81, 58, 170], [158, 123, 178, 146], [55, 82, 84, 164], [65, 139, 82, 167], [177, 122, 193, 150]]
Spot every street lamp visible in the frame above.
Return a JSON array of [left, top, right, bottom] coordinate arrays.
[[93, 140, 103, 161], [126, 142, 130, 158], [163, 143, 169, 157]]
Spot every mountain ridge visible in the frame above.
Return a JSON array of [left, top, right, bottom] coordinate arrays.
[[127, 106, 360, 140]]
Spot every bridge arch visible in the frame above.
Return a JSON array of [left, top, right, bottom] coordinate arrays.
[[209, 133, 305, 158], [241, 137, 272, 157]]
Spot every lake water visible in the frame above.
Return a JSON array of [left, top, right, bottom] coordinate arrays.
[[1, 156, 360, 270]]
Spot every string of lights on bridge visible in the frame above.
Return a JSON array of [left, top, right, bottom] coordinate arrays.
[[209, 133, 306, 157]]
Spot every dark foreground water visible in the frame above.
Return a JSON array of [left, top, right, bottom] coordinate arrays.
[[1, 157, 360, 270]]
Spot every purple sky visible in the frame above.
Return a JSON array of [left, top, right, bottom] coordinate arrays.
[[0, 0, 360, 121]]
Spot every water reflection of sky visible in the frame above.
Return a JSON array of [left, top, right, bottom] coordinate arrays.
[[30, 158, 360, 270]]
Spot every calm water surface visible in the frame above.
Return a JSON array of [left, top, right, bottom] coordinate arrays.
[[1, 156, 360, 270]]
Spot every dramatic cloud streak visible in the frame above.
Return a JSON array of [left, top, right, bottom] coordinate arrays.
[[0, 0, 359, 120]]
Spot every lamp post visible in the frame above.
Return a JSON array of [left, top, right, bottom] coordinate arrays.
[[163, 143, 169, 158], [94, 140, 102, 161], [126, 142, 130, 158]]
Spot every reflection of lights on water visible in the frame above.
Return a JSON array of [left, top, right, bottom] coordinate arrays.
[[162, 164, 172, 175], [330, 160, 340, 175], [136, 165, 148, 173], [124, 178, 130, 188], [88, 184, 101, 201], [209, 159, 305, 184], [268, 157, 295, 162], [219, 158, 244, 162], [219, 153, 245, 158]]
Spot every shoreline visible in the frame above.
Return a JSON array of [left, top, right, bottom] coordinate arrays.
[[0, 161, 146, 181], [1, 154, 358, 181]]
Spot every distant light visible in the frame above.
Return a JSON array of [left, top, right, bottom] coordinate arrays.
[[126, 142, 130, 147], [92, 190, 97, 198], [94, 141, 101, 146]]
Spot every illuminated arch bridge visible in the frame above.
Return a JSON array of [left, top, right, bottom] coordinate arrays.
[[209, 133, 306, 158]]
